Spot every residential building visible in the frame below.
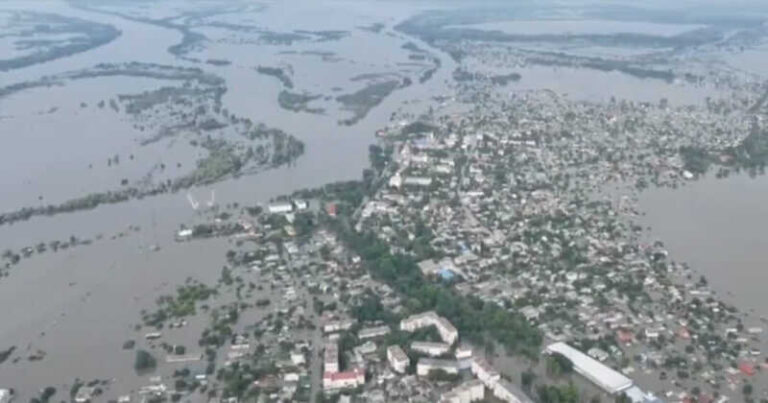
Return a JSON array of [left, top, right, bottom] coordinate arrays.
[[441, 380, 485, 403], [268, 202, 293, 214], [435, 317, 459, 345], [354, 341, 377, 357], [471, 357, 500, 384], [324, 342, 339, 373], [323, 368, 365, 390], [417, 358, 459, 376], [401, 311, 440, 332], [324, 319, 354, 334], [455, 344, 473, 360], [400, 311, 458, 345], [358, 325, 391, 340], [403, 176, 433, 187], [387, 345, 409, 373], [411, 341, 451, 357]]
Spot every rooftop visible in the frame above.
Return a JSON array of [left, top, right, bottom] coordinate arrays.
[[545, 342, 633, 394]]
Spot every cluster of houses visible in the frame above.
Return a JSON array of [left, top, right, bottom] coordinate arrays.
[[316, 309, 536, 402], [361, 96, 768, 400], [381, 311, 531, 403]]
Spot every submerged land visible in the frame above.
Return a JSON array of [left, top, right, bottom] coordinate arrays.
[[3, 0, 768, 402]]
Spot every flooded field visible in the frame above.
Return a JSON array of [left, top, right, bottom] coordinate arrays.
[[0, 76, 203, 211], [639, 173, 768, 318], [511, 65, 720, 104]]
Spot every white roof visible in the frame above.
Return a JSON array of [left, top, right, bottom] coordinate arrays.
[[625, 386, 647, 403], [545, 342, 633, 394]]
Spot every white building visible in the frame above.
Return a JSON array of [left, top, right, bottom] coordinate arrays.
[[358, 325, 391, 340], [0, 390, 11, 403], [291, 351, 306, 366], [324, 342, 339, 373], [544, 342, 633, 395], [623, 385, 662, 403], [455, 344, 473, 360], [403, 176, 433, 187], [471, 357, 500, 384], [268, 202, 293, 214], [387, 345, 409, 373], [324, 319, 354, 334], [389, 172, 403, 188], [520, 305, 540, 322], [435, 317, 459, 345], [417, 358, 459, 376], [323, 368, 365, 390], [411, 341, 451, 357], [293, 199, 309, 210], [588, 347, 609, 362], [354, 341, 377, 357], [411, 154, 430, 165], [75, 387, 96, 403], [441, 380, 485, 403], [400, 311, 458, 345], [401, 311, 440, 331], [456, 344, 473, 369]]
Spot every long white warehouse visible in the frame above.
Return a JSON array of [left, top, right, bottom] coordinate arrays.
[[544, 342, 633, 395]]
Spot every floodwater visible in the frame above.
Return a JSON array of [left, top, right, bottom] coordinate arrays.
[[0, 0, 759, 398], [0, 0, 456, 398], [638, 172, 768, 318], [723, 43, 768, 78], [510, 65, 720, 105], [0, 76, 203, 211]]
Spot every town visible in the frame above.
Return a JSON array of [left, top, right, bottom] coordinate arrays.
[[4, 1, 768, 402]]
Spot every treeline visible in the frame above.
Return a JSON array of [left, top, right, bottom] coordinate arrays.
[[256, 66, 294, 89]]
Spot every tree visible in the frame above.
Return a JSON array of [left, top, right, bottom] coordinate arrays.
[[427, 369, 459, 383], [521, 370, 536, 391], [40, 386, 56, 402], [134, 349, 157, 372], [546, 352, 574, 376], [743, 383, 754, 396], [536, 383, 579, 403]]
